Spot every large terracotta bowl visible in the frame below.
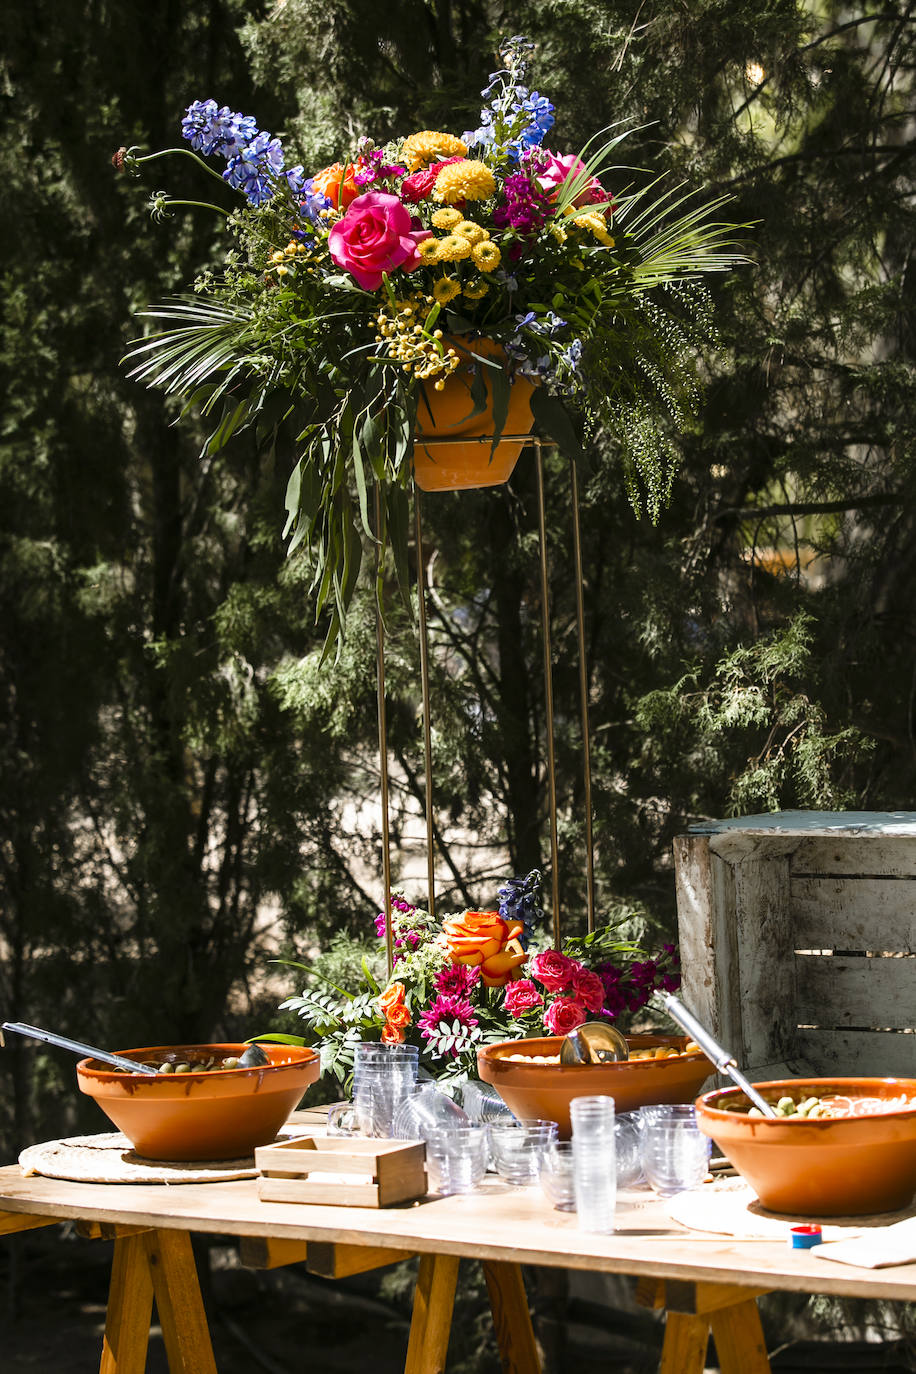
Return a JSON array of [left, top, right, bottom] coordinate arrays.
[[477, 1034, 714, 1137], [77, 1043, 320, 1161], [695, 1077, 916, 1216]]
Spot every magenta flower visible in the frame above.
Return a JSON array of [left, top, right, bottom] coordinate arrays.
[[434, 963, 481, 997], [493, 171, 551, 235], [503, 978, 544, 1017], [417, 995, 479, 1054]]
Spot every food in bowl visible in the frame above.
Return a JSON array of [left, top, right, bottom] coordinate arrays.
[[77, 1042, 320, 1161], [695, 1076, 916, 1216], [478, 1034, 714, 1137]]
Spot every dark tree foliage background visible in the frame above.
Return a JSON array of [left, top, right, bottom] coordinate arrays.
[[2, 0, 914, 1163]]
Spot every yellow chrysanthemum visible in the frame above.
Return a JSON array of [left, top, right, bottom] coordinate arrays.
[[470, 239, 501, 271], [574, 212, 615, 246], [436, 234, 472, 262], [401, 131, 468, 173], [463, 280, 490, 300], [431, 207, 462, 230], [432, 160, 497, 205], [454, 220, 488, 244], [416, 238, 442, 263], [432, 276, 461, 305]]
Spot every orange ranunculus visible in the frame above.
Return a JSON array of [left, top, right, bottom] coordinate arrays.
[[443, 911, 527, 988], [377, 981, 406, 1015], [480, 937, 528, 989], [311, 161, 364, 209], [384, 1003, 412, 1030], [380, 1023, 406, 1045]]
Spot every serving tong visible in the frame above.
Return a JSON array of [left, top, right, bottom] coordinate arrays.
[[656, 993, 778, 1118]]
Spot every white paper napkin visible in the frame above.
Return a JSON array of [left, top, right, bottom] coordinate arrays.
[[815, 1216, 916, 1269]]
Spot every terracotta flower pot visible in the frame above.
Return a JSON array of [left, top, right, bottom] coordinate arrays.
[[77, 1043, 320, 1161], [477, 1034, 714, 1138], [695, 1077, 916, 1216], [413, 338, 536, 492]]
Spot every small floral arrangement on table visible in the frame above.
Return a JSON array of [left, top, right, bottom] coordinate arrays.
[[279, 871, 680, 1083], [116, 36, 745, 654]]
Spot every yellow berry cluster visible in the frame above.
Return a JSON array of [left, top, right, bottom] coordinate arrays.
[[418, 211, 501, 307], [373, 297, 460, 386], [267, 239, 308, 276]]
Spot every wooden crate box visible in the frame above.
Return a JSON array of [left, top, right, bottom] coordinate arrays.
[[674, 810, 916, 1079], [255, 1135, 427, 1208]]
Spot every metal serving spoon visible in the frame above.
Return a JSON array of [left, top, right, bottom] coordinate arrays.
[[1, 1021, 159, 1075], [655, 993, 778, 1118], [1, 1023, 272, 1073], [560, 1021, 630, 1065]]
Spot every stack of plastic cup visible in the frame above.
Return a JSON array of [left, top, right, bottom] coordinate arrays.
[[639, 1104, 711, 1196], [352, 1042, 419, 1138], [570, 1094, 617, 1234]]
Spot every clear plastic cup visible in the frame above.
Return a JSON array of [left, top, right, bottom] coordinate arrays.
[[537, 1139, 577, 1211], [615, 1112, 645, 1188], [392, 1084, 470, 1142], [425, 1124, 489, 1195], [640, 1105, 711, 1196], [488, 1118, 559, 1185]]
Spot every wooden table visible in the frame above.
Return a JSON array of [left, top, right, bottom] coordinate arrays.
[[2, 1125, 915, 1374]]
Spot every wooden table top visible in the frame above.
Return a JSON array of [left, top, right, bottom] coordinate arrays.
[[2, 1154, 915, 1303]]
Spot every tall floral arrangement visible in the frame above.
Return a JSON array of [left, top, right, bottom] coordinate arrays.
[[117, 37, 747, 654], [279, 872, 680, 1083]]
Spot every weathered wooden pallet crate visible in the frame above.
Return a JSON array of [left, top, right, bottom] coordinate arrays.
[[674, 811, 916, 1079]]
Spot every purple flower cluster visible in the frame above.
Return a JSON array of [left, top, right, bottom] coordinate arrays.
[[375, 895, 423, 963], [597, 944, 681, 1020], [493, 171, 552, 235], [181, 98, 304, 206], [353, 146, 408, 188]]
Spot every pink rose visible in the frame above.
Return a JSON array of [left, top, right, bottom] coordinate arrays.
[[537, 152, 611, 209], [503, 978, 544, 1017], [530, 949, 577, 993], [570, 967, 606, 1015], [544, 996, 587, 1036], [328, 191, 430, 291]]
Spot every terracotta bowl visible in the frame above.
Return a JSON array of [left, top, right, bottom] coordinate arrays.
[[695, 1077, 916, 1216], [76, 1043, 320, 1162], [477, 1034, 715, 1137]]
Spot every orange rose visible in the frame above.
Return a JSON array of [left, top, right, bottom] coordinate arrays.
[[384, 1003, 412, 1030], [378, 981, 406, 1015], [380, 1023, 406, 1045], [443, 911, 528, 988], [311, 161, 364, 209]]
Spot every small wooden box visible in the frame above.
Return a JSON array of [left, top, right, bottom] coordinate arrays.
[[255, 1135, 427, 1208]]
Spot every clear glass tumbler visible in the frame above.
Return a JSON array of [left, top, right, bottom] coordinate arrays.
[[488, 1118, 559, 1185]]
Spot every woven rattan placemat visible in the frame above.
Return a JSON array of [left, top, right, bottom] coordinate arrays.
[[18, 1125, 305, 1185]]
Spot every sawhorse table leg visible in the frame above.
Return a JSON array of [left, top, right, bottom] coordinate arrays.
[[639, 1278, 772, 1374], [239, 1240, 542, 1374], [94, 1227, 217, 1374]]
